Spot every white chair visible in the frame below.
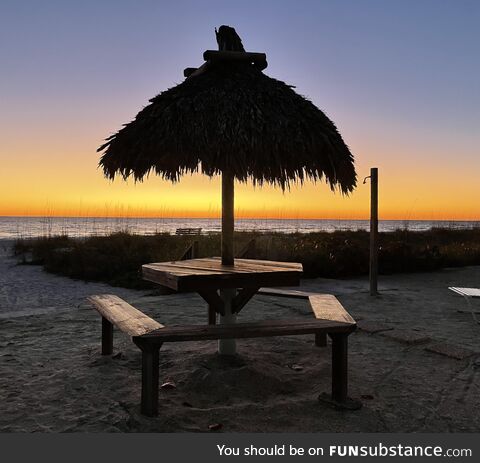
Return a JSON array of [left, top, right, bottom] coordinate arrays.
[[448, 287, 480, 324]]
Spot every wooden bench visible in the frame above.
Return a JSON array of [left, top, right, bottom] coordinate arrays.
[[88, 293, 359, 417], [257, 288, 355, 347], [175, 227, 202, 235]]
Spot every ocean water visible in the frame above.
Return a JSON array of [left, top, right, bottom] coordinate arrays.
[[1, 216, 479, 239]]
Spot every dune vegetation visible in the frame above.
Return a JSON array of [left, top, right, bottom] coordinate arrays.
[[13, 228, 480, 289]]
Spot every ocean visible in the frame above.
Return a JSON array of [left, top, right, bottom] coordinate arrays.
[[1, 216, 479, 239]]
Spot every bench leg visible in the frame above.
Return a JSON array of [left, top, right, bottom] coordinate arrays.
[[318, 333, 362, 410], [132, 340, 162, 417], [101, 317, 113, 355], [331, 333, 348, 403], [315, 333, 327, 347], [139, 345, 160, 417]]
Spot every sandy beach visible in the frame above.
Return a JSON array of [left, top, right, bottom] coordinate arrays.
[[1, 239, 479, 432]]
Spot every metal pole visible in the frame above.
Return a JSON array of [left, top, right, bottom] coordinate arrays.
[[369, 167, 378, 296]]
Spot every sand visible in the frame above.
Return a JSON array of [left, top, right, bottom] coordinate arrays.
[[1, 239, 479, 432]]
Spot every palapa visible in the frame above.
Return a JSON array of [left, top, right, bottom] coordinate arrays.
[[98, 25, 357, 265]]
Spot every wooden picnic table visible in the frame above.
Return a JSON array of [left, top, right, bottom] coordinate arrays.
[[142, 257, 303, 354], [88, 257, 360, 415], [143, 257, 303, 317]]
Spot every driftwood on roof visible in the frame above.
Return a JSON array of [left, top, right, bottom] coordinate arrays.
[[98, 26, 356, 193]]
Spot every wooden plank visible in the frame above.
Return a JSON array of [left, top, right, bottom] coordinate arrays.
[[88, 295, 164, 337], [308, 295, 355, 325], [148, 263, 239, 275], [144, 261, 243, 276], [232, 287, 259, 314], [210, 257, 302, 271], [145, 270, 300, 292], [150, 261, 281, 275], [449, 287, 480, 298], [258, 288, 315, 299], [197, 289, 225, 315], [185, 61, 210, 79], [233, 258, 303, 270], [143, 258, 302, 275], [180, 257, 302, 271], [143, 262, 302, 277], [203, 50, 267, 62], [203, 50, 267, 70], [142, 260, 302, 292], [221, 261, 301, 273], [142, 266, 183, 291], [143, 263, 227, 276], [138, 318, 354, 343]]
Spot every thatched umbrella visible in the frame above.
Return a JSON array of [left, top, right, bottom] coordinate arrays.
[[98, 26, 356, 353]]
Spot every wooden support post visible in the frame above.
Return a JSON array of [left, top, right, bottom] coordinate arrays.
[[330, 333, 348, 403], [208, 305, 216, 325], [139, 344, 160, 417], [369, 167, 379, 296], [101, 317, 113, 355], [220, 171, 236, 354], [198, 289, 225, 316], [232, 286, 259, 314], [221, 171, 234, 266], [218, 288, 237, 355], [315, 333, 327, 347]]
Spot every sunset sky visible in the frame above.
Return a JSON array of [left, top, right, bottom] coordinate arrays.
[[1, 0, 479, 220]]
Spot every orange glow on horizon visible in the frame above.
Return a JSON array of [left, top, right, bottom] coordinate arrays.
[[1, 165, 480, 221], [1, 107, 479, 221]]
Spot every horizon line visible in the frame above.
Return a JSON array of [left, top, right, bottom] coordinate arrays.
[[1, 215, 480, 222]]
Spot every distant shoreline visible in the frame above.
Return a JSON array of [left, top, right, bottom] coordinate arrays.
[[1, 216, 480, 240], [2, 215, 480, 221]]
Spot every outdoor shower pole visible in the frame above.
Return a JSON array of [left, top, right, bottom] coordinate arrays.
[[219, 171, 237, 355], [369, 167, 379, 296]]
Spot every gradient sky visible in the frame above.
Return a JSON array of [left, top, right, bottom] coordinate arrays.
[[1, 0, 479, 219]]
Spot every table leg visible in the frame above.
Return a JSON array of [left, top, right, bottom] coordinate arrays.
[[208, 305, 216, 325], [218, 288, 237, 355]]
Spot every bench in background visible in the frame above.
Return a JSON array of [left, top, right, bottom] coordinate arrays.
[[175, 227, 202, 235]]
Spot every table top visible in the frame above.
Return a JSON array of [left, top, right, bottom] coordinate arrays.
[[142, 257, 303, 292]]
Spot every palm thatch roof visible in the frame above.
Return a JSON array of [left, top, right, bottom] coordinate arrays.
[[98, 27, 356, 193]]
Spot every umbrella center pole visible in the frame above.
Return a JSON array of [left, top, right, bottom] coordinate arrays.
[[219, 171, 236, 355], [221, 171, 234, 266], [218, 288, 237, 355]]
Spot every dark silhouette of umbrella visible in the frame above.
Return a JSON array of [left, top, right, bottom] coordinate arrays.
[[98, 25, 356, 265]]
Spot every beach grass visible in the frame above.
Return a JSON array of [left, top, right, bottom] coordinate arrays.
[[13, 228, 480, 289]]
